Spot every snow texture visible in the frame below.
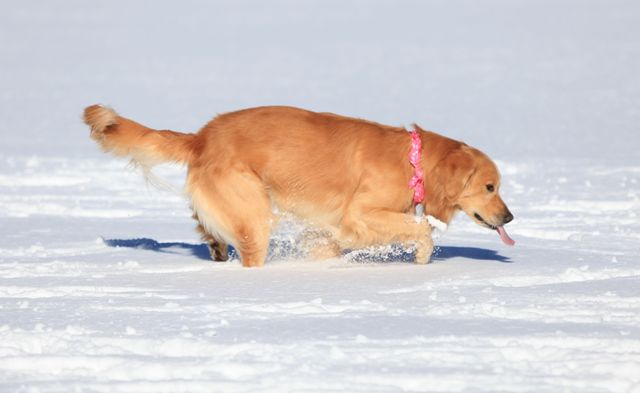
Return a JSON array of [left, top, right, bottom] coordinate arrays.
[[1, 1, 639, 392]]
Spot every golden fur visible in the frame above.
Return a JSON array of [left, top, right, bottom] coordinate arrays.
[[84, 105, 512, 267]]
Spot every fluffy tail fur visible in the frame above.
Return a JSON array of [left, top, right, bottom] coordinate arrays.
[[83, 105, 196, 169]]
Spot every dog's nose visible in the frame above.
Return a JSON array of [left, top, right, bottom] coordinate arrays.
[[503, 211, 514, 224]]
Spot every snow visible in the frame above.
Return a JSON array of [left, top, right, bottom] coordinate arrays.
[[1, 1, 640, 392]]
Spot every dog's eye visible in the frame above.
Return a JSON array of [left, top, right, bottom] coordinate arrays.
[[486, 184, 494, 192]]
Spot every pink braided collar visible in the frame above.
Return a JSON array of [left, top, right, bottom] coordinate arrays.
[[408, 128, 425, 205]]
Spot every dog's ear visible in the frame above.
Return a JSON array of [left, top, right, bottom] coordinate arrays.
[[434, 147, 476, 202]]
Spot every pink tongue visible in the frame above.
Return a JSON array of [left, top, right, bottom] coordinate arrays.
[[496, 226, 515, 246]]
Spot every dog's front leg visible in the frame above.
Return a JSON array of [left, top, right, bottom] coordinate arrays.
[[339, 210, 434, 264], [414, 229, 434, 264]]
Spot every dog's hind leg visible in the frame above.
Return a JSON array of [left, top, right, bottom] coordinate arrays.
[[192, 211, 229, 261], [189, 169, 273, 268], [300, 228, 342, 260]]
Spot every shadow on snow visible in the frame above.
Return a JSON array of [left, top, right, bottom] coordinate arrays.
[[103, 237, 511, 264], [103, 238, 214, 261]]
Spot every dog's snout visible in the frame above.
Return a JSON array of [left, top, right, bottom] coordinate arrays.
[[503, 211, 514, 224]]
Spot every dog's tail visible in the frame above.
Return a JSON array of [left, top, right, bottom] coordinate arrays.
[[83, 105, 197, 172]]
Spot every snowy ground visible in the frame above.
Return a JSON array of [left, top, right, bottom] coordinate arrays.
[[1, 1, 640, 392], [1, 156, 639, 392]]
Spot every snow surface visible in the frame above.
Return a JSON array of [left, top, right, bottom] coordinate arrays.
[[1, 1, 640, 392]]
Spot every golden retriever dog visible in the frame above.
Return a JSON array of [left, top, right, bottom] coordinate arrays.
[[84, 105, 514, 267]]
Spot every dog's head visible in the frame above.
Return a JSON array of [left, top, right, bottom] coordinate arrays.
[[435, 146, 515, 245]]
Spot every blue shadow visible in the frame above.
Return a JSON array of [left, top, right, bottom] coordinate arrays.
[[432, 245, 512, 263], [103, 238, 217, 261], [345, 244, 511, 263], [103, 238, 510, 264], [102, 237, 297, 261]]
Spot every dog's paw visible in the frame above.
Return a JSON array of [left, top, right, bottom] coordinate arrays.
[[415, 239, 434, 264]]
